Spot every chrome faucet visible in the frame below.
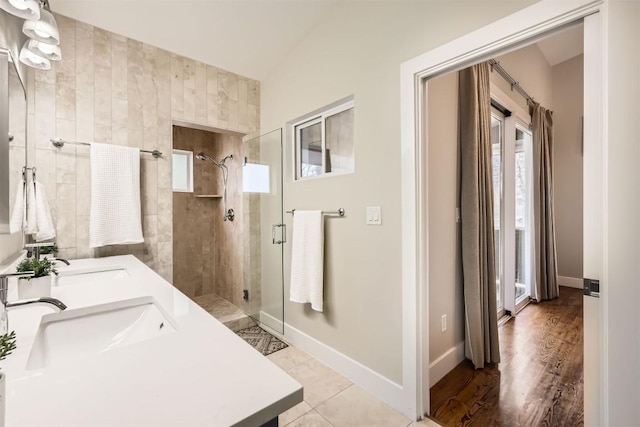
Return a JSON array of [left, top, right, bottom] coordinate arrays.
[[25, 242, 54, 260], [0, 271, 67, 335]]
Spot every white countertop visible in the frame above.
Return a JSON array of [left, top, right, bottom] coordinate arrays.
[[1, 255, 302, 427]]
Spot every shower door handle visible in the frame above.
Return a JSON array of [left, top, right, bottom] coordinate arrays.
[[272, 224, 286, 245]]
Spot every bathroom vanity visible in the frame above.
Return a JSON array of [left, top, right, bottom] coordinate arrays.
[[0, 255, 302, 426]]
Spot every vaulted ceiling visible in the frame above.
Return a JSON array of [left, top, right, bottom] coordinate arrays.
[[52, 0, 340, 81], [52, 1, 583, 81]]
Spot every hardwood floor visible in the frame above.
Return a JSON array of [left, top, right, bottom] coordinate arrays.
[[430, 286, 584, 427]]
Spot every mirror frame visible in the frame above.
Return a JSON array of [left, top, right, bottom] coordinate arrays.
[[0, 47, 27, 234]]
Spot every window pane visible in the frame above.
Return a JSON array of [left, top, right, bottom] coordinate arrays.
[[325, 107, 354, 174], [491, 115, 502, 312], [515, 127, 532, 302], [172, 151, 192, 192], [299, 122, 322, 177]]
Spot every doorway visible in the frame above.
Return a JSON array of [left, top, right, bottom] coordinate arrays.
[[399, 0, 605, 422]]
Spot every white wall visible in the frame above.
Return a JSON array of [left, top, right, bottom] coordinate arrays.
[[261, 0, 537, 385], [494, 44, 553, 113], [427, 72, 463, 364], [552, 55, 583, 280]]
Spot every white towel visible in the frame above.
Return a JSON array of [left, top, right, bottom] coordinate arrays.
[[25, 180, 37, 235], [89, 142, 144, 248], [33, 181, 56, 241], [289, 210, 324, 312], [9, 181, 26, 233]]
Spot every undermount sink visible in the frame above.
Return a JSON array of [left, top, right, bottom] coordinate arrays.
[[26, 297, 176, 370], [54, 265, 130, 287]]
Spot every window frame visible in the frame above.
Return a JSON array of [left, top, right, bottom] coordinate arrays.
[[291, 99, 355, 181], [172, 149, 194, 193]]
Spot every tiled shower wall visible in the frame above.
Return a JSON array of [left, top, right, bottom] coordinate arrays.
[[172, 126, 245, 306], [27, 14, 260, 281]]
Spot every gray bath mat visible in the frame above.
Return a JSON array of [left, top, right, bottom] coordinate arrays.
[[236, 326, 288, 356]]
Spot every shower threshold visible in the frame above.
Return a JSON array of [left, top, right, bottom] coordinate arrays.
[[192, 294, 256, 332]]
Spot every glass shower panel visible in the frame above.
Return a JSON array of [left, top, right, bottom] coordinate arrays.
[[242, 129, 284, 333]]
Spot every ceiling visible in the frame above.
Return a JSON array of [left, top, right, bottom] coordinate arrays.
[[51, 0, 340, 81], [536, 23, 584, 66], [52, 1, 583, 81]]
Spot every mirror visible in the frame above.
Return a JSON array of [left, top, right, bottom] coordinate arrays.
[[0, 49, 27, 234]]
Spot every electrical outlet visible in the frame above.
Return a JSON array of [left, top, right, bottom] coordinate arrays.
[[441, 314, 447, 333]]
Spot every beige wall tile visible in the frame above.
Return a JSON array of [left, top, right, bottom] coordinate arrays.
[[55, 140, 77, 185], [170, 55, 184, 119], [94, 65, 112, 127], [141, 159, 158, 215], [75, 25, 94, 93], [56, 183, 77, 249], [195, 63, 207, 124], [34, 82, 56, 150], [27, 15, 259, 293], [111, 35, 128, 101], [76, 90, 94, 141]]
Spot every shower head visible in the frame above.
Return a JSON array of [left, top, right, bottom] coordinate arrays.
[[196, 152, 222, 167]]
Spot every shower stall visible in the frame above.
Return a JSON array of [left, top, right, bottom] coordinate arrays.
[[172, 125, 284, 334]]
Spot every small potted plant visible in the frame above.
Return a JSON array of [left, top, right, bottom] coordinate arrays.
[[15, 258, 58, 299], [0, 330, 17, 424]]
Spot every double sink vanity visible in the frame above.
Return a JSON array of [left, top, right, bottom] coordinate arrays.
[[1, 255, 302, 426]]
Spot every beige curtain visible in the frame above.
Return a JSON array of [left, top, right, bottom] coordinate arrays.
[[458, 63, 500, 369], [530, 102, 559, 301]]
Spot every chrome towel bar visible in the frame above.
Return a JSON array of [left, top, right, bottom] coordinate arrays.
[[51, 138, 163, 158], [286, 208, 345, 217]]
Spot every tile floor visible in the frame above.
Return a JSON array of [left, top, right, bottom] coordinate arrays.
[[268, 345, 441, 426], [193, 293, 441, 427]]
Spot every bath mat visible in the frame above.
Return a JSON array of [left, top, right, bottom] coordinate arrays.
[[236, 326, 288, 356]]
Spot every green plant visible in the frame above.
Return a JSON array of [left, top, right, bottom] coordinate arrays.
[[38, 244, 58, 255], [16, 258, 58, 279], [0, 331, 17, 361]]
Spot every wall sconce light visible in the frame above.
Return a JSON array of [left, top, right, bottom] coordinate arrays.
[[18, 39, 51, 69], [4, 0, 62, 69], [22, 6, 59, 45], [0, 0, 40, 20]]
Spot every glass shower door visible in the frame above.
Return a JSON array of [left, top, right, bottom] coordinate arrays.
[[242, 129, 284, 333]]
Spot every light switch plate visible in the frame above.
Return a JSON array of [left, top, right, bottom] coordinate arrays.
[[366, 206, 382, 225]]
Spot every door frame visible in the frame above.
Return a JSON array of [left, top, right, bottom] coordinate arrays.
[[399, 0, 605, 420]]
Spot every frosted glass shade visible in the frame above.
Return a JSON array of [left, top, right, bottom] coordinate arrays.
[[26, 38, 61, 61], [19, 40, 51, 70], [0, 0, 40, 20], [22, 8, 60, 45]]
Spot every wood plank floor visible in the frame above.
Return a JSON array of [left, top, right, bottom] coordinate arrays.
[[430, 286, 584, 427]]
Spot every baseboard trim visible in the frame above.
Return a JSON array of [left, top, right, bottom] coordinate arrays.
[[558, 276, 583, 289], [259, 311, 405, 414], [429, 342, 465, 386]]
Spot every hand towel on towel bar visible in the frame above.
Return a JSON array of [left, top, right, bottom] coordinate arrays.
[[9, 180, 26, 233], [289, 210, 324, 312], [33, 181, 56, 241], [89, 143, 144, 248], [10, 177, 55, 240]]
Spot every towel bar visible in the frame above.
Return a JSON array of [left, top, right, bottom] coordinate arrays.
[[51, 138, 163, 158], [286, 208, 345, 217]]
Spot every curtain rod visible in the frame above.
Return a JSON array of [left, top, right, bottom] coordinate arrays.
[[488, 58, 535, 105]]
